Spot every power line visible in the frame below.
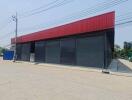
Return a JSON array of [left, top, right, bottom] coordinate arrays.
[[17, 0, 129, 33], [20, 0, 122, 20], [15, 0, 130, 34], [18, 0, 128, 25], [1, 19, 132, 48], [19, 0, 59, 16], [0, 19, 12, 31], [0, 31, 14, 41], [1, 17, 132, 47], [117, 11, 132, 18], [0, 1, 61, 33], [17, 17, 132, 35], [116, 16, 132, 22], [0, 0, 131, 48], [0, 0, 130, 41], [1, 44, 12, 49], [116, 11, 132, 22], [116, 20, 132, 26], [0, 0, 72, 42], [51, 0, 129, 24], [56, 0, 128, 24], [19, 0, 74, 19]]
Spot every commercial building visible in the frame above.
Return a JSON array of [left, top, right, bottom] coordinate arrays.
[[11, 11, 115, 69], [124, 41, 132, 49]]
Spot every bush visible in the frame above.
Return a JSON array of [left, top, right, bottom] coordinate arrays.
[[0, 47, 5, 56], [129, 57, 132, 62]]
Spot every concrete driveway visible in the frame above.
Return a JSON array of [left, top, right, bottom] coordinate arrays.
[[0, 59, 132, 100]]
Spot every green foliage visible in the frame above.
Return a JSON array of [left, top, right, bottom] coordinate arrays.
[[0, 47, 5, 56], [114, 44, 132, 60], [114, 44, 121, 58]]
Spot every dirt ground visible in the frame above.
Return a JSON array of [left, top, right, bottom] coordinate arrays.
[[0, 58, 132, 100]]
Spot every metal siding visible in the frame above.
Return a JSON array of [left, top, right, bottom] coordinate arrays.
[[60, 38, 76, 65], [76, 33, 105, 68], [45, 40, 60, 64], [105, 28, 115, 68], [11, 12, 115, 44], [16, 44, 22, 60], [35, 41, 45, 62], [15, 29, 114, 68], [21, 43, 31, 61]]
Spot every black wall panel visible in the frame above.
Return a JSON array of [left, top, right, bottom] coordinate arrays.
[[105, 29, 115, 68], [17, 29, 114, 69], [30, 42, 35, 53], [35, 41, 45, 62], [16, 44, 22, 60], [76, 34, 104, 68], [45, 40, 60, 64], [21, 43, 31, 61], [60, 38, 76, 65]]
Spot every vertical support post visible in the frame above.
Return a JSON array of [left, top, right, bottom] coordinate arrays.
[[104, 32, 107, 69], [102, 32, 110, 74], [13, 12, 18, 62]]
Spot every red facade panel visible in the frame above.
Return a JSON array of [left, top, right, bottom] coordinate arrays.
[[12, 11, 115, 44]]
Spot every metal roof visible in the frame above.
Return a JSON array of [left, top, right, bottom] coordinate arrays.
[[11, 11, 115, 44]]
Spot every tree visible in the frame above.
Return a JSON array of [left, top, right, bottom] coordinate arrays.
[[0, 47, 5, 56], [114, 44, 121, 58]]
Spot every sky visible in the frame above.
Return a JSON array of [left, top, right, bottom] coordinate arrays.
[[0, 0, 132, 48]]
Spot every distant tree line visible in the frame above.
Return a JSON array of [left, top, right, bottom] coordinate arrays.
[[0, 47, 5, 56], [114, 42, 132, 61]]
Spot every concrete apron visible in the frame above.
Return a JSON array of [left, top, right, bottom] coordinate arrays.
[[7, 59, 132, 77]]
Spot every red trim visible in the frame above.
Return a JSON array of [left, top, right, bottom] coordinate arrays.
[[11, 11, 115, 43]]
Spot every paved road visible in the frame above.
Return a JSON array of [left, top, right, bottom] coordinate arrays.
[[0, 59, 132, 100]]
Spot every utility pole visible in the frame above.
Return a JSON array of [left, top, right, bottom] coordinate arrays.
[[12, 12, 18, 62]]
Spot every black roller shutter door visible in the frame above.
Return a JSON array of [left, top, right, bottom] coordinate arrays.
[[35, 41, 45, 62], [45, 40, 60, 64], [76, 35, 104, 68], [60, 38, 76, 65], [16, 44, 22, 60], [21, 43, 31, 61]]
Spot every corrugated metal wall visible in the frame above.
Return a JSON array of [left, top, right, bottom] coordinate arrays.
[[105, 29, 115, 68], [16, 44, 22, 60], [16, 29, 114, 68], [21, 43, 31, 61], [60, 38, 76, 65], [76, 33, 104, 68], [35, 41, 45, 62], [45, 40, 60, 64]]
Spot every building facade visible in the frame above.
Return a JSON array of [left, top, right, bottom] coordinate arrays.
[[12, 12, 115, 69], [124, 42, 132, 49]]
